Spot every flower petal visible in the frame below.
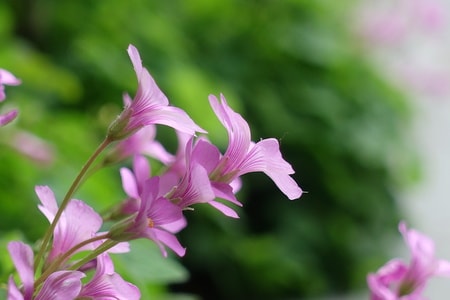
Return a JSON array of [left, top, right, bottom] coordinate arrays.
[[0, 69, 21, 86], [7, 276, 24, 300], [36, 185, 59, 221], [49, 199, 103, 262], [209, 94, 251, 172], [35, 271, 84, 300], [120, 167, 139, 199], [367, 258, 408, 300], [151, 228, 186, 257], [240, 138, 302, 199], [208, 200, 240, 218], [0, 110, 18, 127], [7, 242, 34, 300]]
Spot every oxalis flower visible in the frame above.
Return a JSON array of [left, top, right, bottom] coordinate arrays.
[[367, 221, 450, 299], [183, 94, 302, 216], [7, 241, 85, 300], [208, 94, 302, 199], [110, 176, 186, 257], [107, 44, 205, 140]]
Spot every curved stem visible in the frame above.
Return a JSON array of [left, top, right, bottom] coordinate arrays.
[[68, 240, 119, 271], [34, 137, 112, 272], [34, 233, 110, 289]]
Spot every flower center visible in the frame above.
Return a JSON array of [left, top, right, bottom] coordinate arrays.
[[398, 280, 415, 296], [148, 218, 155, 228]]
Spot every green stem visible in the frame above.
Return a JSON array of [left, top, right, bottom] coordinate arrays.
[[34, 233, 110, 289], [68, 240, 119, 271], [34, 137, 112, 272]]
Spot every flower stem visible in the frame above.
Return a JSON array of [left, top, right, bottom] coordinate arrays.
[[68, 239, 119, 271], [34, 233, 110, 289], [33, 137, 112, 272]]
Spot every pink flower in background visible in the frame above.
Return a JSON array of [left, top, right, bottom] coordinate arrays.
[[107, 44, 205, 140], [355, 0, 450, 98], [367, 221, 450, 299], [357, 0, 446, 45], [7, 241, 84, 300], [0, 69, 21, 127], [7, 130, 55, 164], [411, 0, 446, 31]]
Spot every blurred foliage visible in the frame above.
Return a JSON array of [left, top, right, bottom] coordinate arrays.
[[0, 0, 417, 299]]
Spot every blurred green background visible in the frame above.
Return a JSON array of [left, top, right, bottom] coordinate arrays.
[[0, 1, 418, 299]]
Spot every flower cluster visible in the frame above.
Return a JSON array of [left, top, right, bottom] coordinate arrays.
[[367, 222, 450, 299], [4, 44, 302, 299], [6, 43, 447, 300]]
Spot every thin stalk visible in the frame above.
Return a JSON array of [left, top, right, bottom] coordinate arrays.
[[68, 240, 119, 271], [34, 137, 112, 272], [34, 233, 110, 289]]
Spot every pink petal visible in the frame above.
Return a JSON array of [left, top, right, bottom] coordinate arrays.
[[8, 276, 24, 300], [127, 45, 144, 82], [0, 110, 18, 126], [7, 242, 34, 299], [148, 197, 184, 226], [435, 259, 450, 277], [120, 167, 139, 199], [152, 228, 186, 257], [35, 271, 84, 300], [208, 200, 240, 218], [241, 138, 302, 200], [9, 131, 54, 164], [367, 259, 408, 300], [191, 139, 221, 174], [160, 218, 187, 233], [0, 69, 21, 86], [36, 185, 59, 220], [50, 199, 103, 261], [136, 105, 206, 135], [174, 163, 215, 208], [209, 94, 251, 172], [399, 222, 436, 269], [134, 68, 169, 108], [133, 154, 151, 188], [80, 254, 141, 300], [211, 182, 242, 206]]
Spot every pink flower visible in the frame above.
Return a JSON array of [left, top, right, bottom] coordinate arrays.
[[7, 241, 84, 300], [367, 221, 450, 299], [111, 177, 186, 257], [166, 137, 216, 209], [182, 137, 242, 218], [7, 130, 55, 164], [36, 185, 104, 265], [208, 94, 302, 200], [107, 44, 205, 140]]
